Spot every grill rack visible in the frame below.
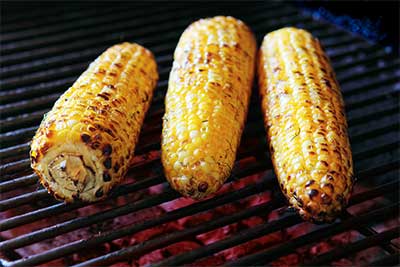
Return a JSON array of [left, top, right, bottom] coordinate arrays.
[[1, 2, 399, 267]]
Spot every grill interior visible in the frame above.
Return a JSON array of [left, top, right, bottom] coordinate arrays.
[[1, 2, 399, 267]]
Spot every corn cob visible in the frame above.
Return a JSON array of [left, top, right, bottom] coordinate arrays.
[[162, 16, 257, 199], [258, 28, 354, 222], [30, 43, 158, 202]]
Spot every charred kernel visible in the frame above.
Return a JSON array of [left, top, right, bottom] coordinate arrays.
[[297, 197, 304, 207], [97, 93, 109, 101], [305, 205, 313, 213], [91, 141, 101, 149], [103, 172, 112, 182], [305, 180, 315, 187], [321, 193, 332, 205], [308, 189, 319, 199], [113, 163, 120, 172], [104, 158, 112, 169], [198, 182, 208, 192], [81, 134, 91, 143], [103, 144, 112, 156], [187, 188, 195, 196], [95, 188, 104, 198], [320, 161, 329, 167], [40, 143, 52, 155], [31, 155, 37, 164]]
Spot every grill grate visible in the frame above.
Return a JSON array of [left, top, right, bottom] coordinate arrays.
[[1, 2, 399, 267]]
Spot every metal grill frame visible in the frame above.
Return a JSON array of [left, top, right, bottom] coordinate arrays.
[[0, 2, 399, 267]]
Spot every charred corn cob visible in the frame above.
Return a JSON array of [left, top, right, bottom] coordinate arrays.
[[30, 43, 158, 202], [162, 16, 257, 199], [258, 28, 354, 222]]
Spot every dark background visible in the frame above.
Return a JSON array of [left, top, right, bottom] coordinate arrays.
[[2, 0, 399, 55], [297, 0, 399, 55]]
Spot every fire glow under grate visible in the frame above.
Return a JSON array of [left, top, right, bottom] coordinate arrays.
[[0, 2, 399, 267]]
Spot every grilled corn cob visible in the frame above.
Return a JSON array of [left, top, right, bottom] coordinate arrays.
[[30, 43, 158, 202], [258, 28, 354, 222], [162, 16, 257, 199]]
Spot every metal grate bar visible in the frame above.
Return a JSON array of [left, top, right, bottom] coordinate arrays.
[[0, 110, 47, 133], [0, 158, 31, 179], [0, 6, 202, 55], [0, 5, 182, 44], [0, 142, 30, 161], [0, 159, 266, 229], [153, 181, 400, 267], [71, 201, 282, 267], [0, 77, 76, 103], [337, 61, 400, 84], [0, 173, 38, 192], [369, 254, 400, 267], [0, 8, 298, 89], [0, 172, 277, 261], [341, 210, 399, 255], [334, 49, 392, 71], [1, 5, 125, 32], [2, 156, 397, 265], [0, 5, 287, 67], [2, 5, 281, 55], [226, 203, 399, 266], [303, 227, 399, 266], [0, 176, 167, 231]]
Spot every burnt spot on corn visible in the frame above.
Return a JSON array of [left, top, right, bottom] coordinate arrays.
[[187, 188, 195, 196], [103, 172, 111, 182], [81, 134, 91, 143], [97, 93, 110, 101], [198, 182, 208, 193], [113, 163, 120, 172], [95, 188, 104, 198], [305, 180, 315, 187], [40, 142, 52, 155], [327, 174, 334, 181], [94, 134, 102, 141], [31, 155, 38, 164], [91, 141, 101, 150], [320, 160, 329, 167], [102, 144, 112, 156], [308, 189, 319, 199], [45, 130, 54, 138], [96, 68, 106, 75], [104, 158, 112, 169]]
